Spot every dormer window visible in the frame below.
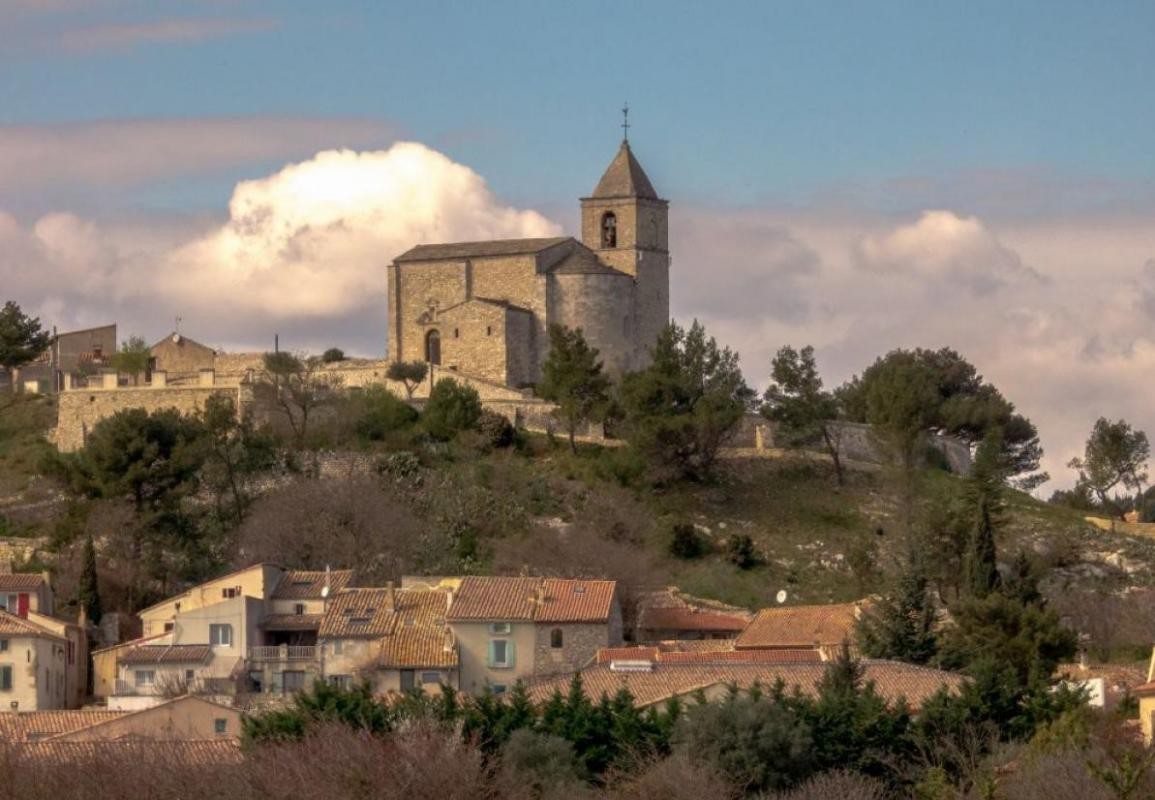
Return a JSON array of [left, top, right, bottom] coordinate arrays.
[[601, 212, 617, 248]]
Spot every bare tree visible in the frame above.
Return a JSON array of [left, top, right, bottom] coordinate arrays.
[[259, 352, 343, 448]]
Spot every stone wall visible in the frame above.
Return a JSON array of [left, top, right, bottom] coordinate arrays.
[[52, 385, 244, 452], [437, 300, 512, 385], [532, 622, 610, 678], [548, 271, 636, 374]]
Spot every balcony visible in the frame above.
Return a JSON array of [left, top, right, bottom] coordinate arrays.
[[248, 644, 319, 662]]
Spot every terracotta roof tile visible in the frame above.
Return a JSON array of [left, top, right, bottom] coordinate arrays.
[[380, 627, 457, 669], [639, 607, 749, 633], [19, 739, 242, 765], [261, 614, 323, 631], [0, 573, 48, 591], [448, 577, 616, 623], [595, 644, 821, 666], [735, 602, 866, 650], [118, 644, 212, 665], [0, 610, 64, 640], [272, 569, 352, 600], [529, 660, 962, 711], [0, 711, 128, 742], [320, 588, 395, 638]]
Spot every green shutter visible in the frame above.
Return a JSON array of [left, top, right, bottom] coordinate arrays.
[[486, 640, 496, 668], [507, 639, 515, 669]]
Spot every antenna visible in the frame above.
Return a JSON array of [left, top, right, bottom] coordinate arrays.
[[775, 590, 787, 605]]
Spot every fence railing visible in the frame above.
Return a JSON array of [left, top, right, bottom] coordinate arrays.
[[248, 645, 318, 662]]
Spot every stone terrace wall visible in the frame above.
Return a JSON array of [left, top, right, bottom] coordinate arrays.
[[52, 385, 244, 452]]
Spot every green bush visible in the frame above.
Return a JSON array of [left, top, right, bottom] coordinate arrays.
[[594, 446, 647, 487], [422, 378, 482, 441], [477, 410, 515, 449], [669, 523, 707, 560], [725, 533, 758, 569], [355, 386, 418, 441]]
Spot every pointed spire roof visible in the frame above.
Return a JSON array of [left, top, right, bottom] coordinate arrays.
[[590, 140, 660, 200]]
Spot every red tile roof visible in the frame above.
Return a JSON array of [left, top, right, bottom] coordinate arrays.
[[595, 644, 821, 666], [638, 607, 749, 633], [735, 602, 866, 649], [0, 711, 128, 742], [529, 660, 963, 711], [18, 739, 243, 765], [448, 577, 616, 623], [322, 588, 455, 669], [320, 588, 397, 638], [0, 573, 48, 591], [0, 610, 64, 640], [261, 613, 323, 631], [272, 569, 353, 600], [118, 645, 212, 665]]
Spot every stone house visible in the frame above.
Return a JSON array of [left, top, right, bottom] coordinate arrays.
[[17, 324, 116, 393], [734, 601, 870, 659], [444, 576, 622, 694], [388, 138, 669, 388], [148, 332, 217, 378]]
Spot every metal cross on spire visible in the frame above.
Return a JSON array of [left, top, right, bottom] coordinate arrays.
[[621, 102, 630, 142]]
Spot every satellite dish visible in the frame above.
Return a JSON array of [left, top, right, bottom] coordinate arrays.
[[321, 585, 330, 599], [775, 590, 787, 605]]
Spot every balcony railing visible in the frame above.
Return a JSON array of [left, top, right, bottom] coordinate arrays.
[[249, 645, 318, 662]]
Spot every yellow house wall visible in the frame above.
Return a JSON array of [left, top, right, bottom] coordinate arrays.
[[0, 635, 68, 712], [452, 621, 536, 694], [1141, 695, 1155, 744], [139, 564, 280, 637], [26, 613, 86, 709], [54, 696, 243, 741]]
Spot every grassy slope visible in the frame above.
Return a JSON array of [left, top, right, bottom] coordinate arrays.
[[0, 393, 57, 534]]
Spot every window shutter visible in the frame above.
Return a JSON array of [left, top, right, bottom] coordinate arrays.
[[507, 640, 516, 668], [486, 640, 496, 668]]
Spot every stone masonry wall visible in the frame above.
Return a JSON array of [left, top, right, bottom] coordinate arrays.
[[52, 385, 243, 452], [532, 623, 609, 678]]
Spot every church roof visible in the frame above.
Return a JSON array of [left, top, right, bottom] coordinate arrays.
[[589, 140, 660, 200], [394, 237, 571, 263], [549, 244, 630, 276]]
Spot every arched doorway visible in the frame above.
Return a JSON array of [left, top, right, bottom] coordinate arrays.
[[425, 329, 441, 365]]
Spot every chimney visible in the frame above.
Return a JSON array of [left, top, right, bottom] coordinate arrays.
[[387, 581, 396, 609], [534, 586, 545, 605]]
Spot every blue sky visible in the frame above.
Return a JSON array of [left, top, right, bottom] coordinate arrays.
[[2, 1, 1155, 488], [4, 1, 1154, 211]]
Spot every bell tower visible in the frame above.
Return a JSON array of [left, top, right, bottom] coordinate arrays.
[[580, 120, 670, 361]]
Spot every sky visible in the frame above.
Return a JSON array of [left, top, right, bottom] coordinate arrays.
[[2, 1, 1154, 492]]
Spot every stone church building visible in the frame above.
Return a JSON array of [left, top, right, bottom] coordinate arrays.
[[387, 139, 669, 388]]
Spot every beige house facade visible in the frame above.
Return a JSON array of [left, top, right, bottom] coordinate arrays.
[[0, 611, 71, 712], [387, 139, 669, 388]]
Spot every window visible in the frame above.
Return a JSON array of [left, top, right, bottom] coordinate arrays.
[[185, 669, 195, 682], [487, 639, 513, 669], [328, 675, 352, 690], [550, 628, 563, 649], [453, 328, 460, 338], [163, 622, 174, 633], [601, 212, 617, 248], [209, 624, 233, 647], [486, 326, 493, 336], [425, 330, 441, 365], [281, 671, 307, 694], [134, 670, 156, 687], [214, 718, 228, 736], [0, 640, 7, 653], [491, 684, 507, 695], [400, 669, 415, 692], [420, 671, 442, 686], [0, 666, 11, 691], [294, 603, 306, 615], [489, 622, 511, 635], [332, 640, 343, 656], [221, 587, 239, 599]]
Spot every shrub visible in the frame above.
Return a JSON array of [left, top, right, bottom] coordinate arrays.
[[725, 534, 758, 569], [668, 523, 707, 560], [354, 386, 418, 441], [422, 378, 482, 441], [321, 347, 345, 363], [774, 770, 890, 800], [499, 729, 585, 796], [477, 410, 515, 449], [594, 447, 647, 487]]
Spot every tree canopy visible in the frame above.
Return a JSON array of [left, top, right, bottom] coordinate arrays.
[[1067, 417, 1150, 518], [0, 301, 51, 388], [763, 344, 845, 484], [537, 325, 612, 452], [620, 320, 753, 482]]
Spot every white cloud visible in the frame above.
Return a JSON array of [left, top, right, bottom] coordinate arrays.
[[855, 210, 1044, 295]]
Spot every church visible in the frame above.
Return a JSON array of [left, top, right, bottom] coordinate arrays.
[[387, 137, 670, 388]]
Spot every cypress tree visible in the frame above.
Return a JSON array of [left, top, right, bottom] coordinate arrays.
[[963, 431, 1004, 598], [855, 550, 937, 664], [77, 534, 102, 624]]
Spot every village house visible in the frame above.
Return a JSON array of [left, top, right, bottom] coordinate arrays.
[[439, 575, 622, 694], [634, 588, 753, 642], [0, 611, 74, 712], [734, 600, 869, 659], [0, 572, 55, 617], [0, 695, 242, 743]]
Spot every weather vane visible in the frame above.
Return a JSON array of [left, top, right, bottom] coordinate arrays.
[[621, 103, 630, 142]]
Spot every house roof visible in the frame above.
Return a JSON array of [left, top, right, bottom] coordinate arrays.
[[447, 577, 616, 623], [0, 573, 48, 591], [588, 140, 660, 200], [45, 695, 242, 742], [528, 661, 963, 711], [320, 587, 455, 667], [548, 246, 628, 276], [735, 602, 866, 650], [148, 332, 215, 353], [394, 237, 572, 264], [0, 610, 65, 641], [118, 644, 213, 665], [379, 626, 457, 669], [136, 562, 282, 615], [638, 607, 749, 634], [272, 569, 353, 600], [595, 644, 822, 666], [320, 588, 396, 638], [0, 711, 128, 743], [18, 739, 243, 765], [261, 613, 323, 631]]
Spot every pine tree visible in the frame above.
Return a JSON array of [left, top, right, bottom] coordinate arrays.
[[77, 533, 102, 624], [963, 431, 1004, 598], [537, 325, 612, 453], [855, 550, 937, 664]]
